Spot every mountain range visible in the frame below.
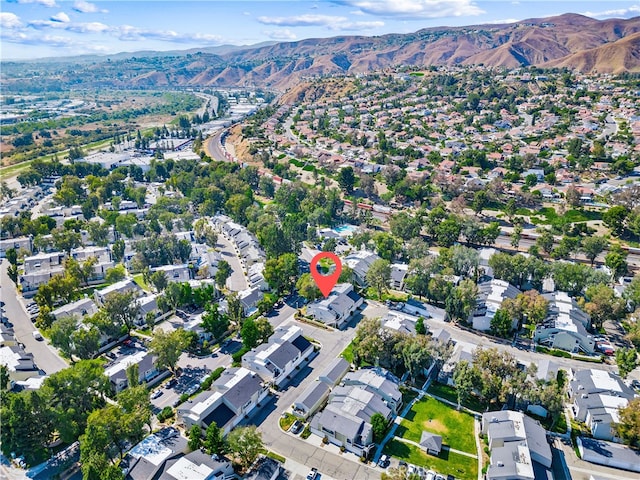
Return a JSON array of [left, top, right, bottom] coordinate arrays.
[[3, 13, 640, 92]]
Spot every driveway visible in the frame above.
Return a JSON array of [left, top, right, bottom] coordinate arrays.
[[215, 236, 248, 292], [0, 260, 68, 375]]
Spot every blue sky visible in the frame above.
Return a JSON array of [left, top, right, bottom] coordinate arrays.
[[1, 0, 639, 60]]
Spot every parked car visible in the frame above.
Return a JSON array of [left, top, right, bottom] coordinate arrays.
[[425, 471, 436, 480], [165, 379, 177, 389], [435, 474, 446, 480], [151, 389, 163, 399], [306, 467, 318, 480], [32, 330, 43, 341], [378, 454, 390, 468], [407, 465, 418, 476], [290, 420, 303, 434]]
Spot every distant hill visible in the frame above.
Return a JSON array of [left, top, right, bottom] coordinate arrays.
[[3, 13, 640, 92]]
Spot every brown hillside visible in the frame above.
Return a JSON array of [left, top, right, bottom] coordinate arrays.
[[544, 32, 640, 73]]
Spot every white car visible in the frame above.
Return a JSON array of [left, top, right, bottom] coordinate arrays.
[[32, 330, 43, 341], [306, 467, 318, 480], [150, 390, 163, 399]]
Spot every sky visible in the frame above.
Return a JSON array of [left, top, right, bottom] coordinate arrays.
[[1, 0, 640, 60]]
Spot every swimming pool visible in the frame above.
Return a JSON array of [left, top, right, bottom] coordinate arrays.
[[333, 224, 359, 236]]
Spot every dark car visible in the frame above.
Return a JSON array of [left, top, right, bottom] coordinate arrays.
[[290, 420, 303, 434], [165, 379, 177, 389]]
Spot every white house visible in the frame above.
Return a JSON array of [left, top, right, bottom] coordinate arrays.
[[242, 325, 313, 387], [306, 283, 363, 329]]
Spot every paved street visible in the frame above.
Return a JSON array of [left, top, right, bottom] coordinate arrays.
[[215, 235, 248, 292], [0, 260, 68, 375], [247, 309, 383, 480]]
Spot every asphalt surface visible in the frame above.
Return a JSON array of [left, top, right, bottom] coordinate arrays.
[[215, 236, 249, 292], [0, 259, 68, 375]]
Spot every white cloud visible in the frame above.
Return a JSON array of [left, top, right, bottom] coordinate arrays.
[[488, 18, 520, 25], [337, 0, 485, 19], [263, 28, 297, 40], [72, 0, 107, 13], [7, 0, 57, 7], [582, 5, 640, 19], [114, 25, 223, 44], [0, 12, 22, 29], [50, 12, 70, 23], [257, 14, 348, 27], [328, 20, 385, 31]]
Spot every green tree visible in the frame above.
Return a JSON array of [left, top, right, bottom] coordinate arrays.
[[580, 236, 608, 266], [445, 279, 478, 322], [5, 247, 17, 266], [510, 223, 522, 248], [43, 360, 109, 443], [415, 317, 426, 335], [103, 291, 141, 335], [605, 245, 628, 280], [583, 284, 626, 330], [615, 398, 640, 448], [149, 270, 168, 292], [366, 258, 391, 299], [149, 329, 188, 374], [204, 422, 227, 455], [615, 347, 638, 378], [227, 425, 263, 471], [603, 205, 629, 237], [49, 316, 78, 359], [215, 260, 232, 289], [226, 292, 245, 326], [536, 229, 555, 255], [201, 303, 229, 340], [453, 360, 480, 408], [490, 308, 513, 338], [296, 273, 322, 301], [52, 228, 82, 253], [264, 253, 299, 295], [370, 412, 388, 443], [389, 212, 421, 239], [435, 217, 461, 247], [471, 190, 488, 215], [111, 239, 125, 263], [241, 317, 273, 350], [337, 166, 355, 194], [188, 425, 203, 451], [105, 264, 126, 284]]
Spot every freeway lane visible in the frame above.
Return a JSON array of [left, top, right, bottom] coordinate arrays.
[[0, 259, 68, 375]]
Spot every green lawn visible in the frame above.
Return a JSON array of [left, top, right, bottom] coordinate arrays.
[[132, 273, 150, 291], [396, 396, 477, 454], [383, 438, 477, 480], [341, 342, 354, 363], [427, 382, 488, 413]]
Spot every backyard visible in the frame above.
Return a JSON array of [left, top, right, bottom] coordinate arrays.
[[383, 439, 478, 480], [395, 395, 477, 455]]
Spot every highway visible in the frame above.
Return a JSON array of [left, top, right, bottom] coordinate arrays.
[[0, 259, 68, 375]]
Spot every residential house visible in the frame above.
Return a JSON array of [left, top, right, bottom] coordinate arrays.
[[400, 298, 448, 322], [419, 431, 442, 456], [95, 279, 143, 305], [51, 297, 98, 321], [243, 456, 283, 480], [318, 357, 351, 386], [471, 279, 521, 331], [306, 283, 364, 329], [0, 342, 40, 385], [292, 381, 331, 419], [390, 263, 408, 290], [104, 348, 164, 393], [0, 236, 32, 257], [341, 368, 403, 413], [534, 292, 595, 354], [150, 264, 191, 283], [178, 367, 269, 434], [482, 410, 553, 480], [20, 251, 66, 293], [310, 368, 401, 457], [577, 437, 640, 474], [343, 250, 380, 286], [242, 325, 314, 387], [569, 369, 637, 441], [123, 427, 188, 480]]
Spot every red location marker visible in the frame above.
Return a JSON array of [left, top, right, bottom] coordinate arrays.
[[310, 252, 342, 298]]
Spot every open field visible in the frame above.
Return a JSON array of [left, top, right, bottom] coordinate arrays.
[[396, 395, 477, 455], [383, 438, 478, 480]]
